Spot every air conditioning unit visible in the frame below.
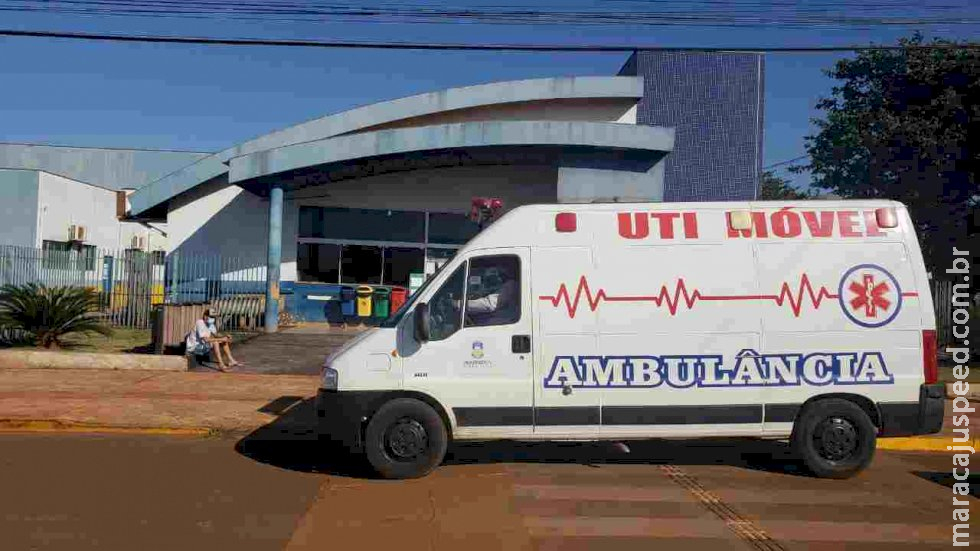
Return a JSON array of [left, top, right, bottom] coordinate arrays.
[[68, 225, 87, 242], [130, 235, 147, 251]]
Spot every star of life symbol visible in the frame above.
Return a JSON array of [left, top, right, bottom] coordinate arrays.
[[838, 264, 902, 328], [849, 273, 891, 318]]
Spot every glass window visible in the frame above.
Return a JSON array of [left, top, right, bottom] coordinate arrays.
[[298, 206, 325, 238], [428, 212, 481, 245], [42, 241, 96, 271], [380, 260, 444, 329], [428, 264, 465, 341], [80, 245, 97, 271], [425, 247, 457, 275], [299, 206, 425, 242], [464, 255, 521, 327], [42, 241, 67, 270], [297, 243, 340, 283], [383, 247, 423, 287], [340, 245, 381, 284]]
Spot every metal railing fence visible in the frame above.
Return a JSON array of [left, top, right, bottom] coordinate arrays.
[[0, 245, 267, 330]]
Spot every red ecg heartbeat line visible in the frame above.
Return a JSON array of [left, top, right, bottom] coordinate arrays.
[[539, 274, 918, 318]]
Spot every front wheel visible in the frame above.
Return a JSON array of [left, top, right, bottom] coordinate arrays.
[[791, 398, 877, 479], [364, 398, 448, 479]]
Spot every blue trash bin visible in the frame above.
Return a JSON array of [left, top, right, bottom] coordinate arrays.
[[340, 286, 356, 316]]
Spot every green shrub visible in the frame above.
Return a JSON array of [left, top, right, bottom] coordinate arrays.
[[0, 283, 111, 349]]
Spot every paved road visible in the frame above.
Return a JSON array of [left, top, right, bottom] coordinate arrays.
[[0, 428, 974, 550]]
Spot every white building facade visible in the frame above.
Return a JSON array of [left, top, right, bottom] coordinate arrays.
[[0, 168, 165, 253], [0, 53, 764, 325]]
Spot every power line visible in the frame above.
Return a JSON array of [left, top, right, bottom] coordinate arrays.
[[764, 155, 809, 170], [2, 29, 980, 52], [1, 0, 977, 30]]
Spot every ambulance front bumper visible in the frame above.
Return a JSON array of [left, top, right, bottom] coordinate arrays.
[[878, 383, 945, 437], [315, 389, 380, 452]]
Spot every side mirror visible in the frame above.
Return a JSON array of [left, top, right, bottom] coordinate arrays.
[[413, 302, 430, 343]]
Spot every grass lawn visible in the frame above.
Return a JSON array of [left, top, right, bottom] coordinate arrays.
[[938, 363, 980, 384], [59, 328, 154, 354]]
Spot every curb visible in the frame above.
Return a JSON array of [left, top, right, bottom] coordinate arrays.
[[0, 349, 185, 372], [0, 419, 214, 436], [878, 436, 980, 453]]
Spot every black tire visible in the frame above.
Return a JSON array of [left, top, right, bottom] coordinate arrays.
[[791, 398, 877, 479], [364, 398, 448, 479]]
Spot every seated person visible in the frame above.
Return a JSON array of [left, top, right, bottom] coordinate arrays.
[[185, 309, 240, 371]]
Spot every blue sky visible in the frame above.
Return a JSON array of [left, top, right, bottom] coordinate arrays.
[[0, 3, 976, 188]]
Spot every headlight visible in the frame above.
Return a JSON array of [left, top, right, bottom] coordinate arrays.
[[321, 366, 339, 391]]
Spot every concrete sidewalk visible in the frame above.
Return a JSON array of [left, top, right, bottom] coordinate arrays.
[[0, 368, 318, 433], [223, 323, 363, 376]]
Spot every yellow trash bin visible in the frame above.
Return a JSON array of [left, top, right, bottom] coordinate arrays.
[[356, 286, 373, 317]]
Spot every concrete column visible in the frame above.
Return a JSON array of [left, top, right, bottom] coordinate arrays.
[[264, 183, 283, 333]]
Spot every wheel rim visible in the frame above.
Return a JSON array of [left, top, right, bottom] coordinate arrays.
[[384, 417, 429, 462], [813, 416, 859, 462]]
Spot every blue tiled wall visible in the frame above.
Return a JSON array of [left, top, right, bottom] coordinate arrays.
[[619, 51, 764, 201]]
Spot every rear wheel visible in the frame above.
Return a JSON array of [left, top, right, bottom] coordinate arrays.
[[364, 398, 448, 479], [791, 398, 877, 479]]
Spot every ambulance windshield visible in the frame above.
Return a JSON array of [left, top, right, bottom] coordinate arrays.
[[380, 256, 452, 328]]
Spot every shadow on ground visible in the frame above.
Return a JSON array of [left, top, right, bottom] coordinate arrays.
[[913, 471, 980, 496], [448, 438, 807, 476], [235, 396, 809, 479], [233, 397, 374, 478], [123, 343, 156, 354]]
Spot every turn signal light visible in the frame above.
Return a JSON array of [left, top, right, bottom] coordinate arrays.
[[555, 212, 577, 232]]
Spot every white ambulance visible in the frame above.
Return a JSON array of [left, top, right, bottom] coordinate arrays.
[[316, 200, 944, 479]]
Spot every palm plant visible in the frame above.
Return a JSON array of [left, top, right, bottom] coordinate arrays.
[[0, 283, 111, 349]]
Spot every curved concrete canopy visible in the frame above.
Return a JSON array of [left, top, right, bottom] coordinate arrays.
[[219, 76, 643, 161], [229, 120, 674, 185], [128, 76, 645, 216]]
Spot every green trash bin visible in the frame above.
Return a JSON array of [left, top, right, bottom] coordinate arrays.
[[372, 287, 392, 318]]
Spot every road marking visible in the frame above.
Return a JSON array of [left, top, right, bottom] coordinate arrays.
[[0, 419, 212, 436], [659, 465, 788, 551], [877, 436, 979, 452], [523, 516, 733, 539]]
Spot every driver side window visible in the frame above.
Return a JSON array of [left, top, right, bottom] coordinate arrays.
[[464, 255, 521, 327], [427, 264, 466, 341]]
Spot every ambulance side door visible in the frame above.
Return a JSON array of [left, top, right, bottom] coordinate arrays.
[[403, 248, 535, 439]]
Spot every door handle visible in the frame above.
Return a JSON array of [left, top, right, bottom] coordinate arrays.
[[511, 335, 531, 354]]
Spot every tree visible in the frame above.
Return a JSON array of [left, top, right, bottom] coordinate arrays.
[[0, 283, 111, 349], [759, 170, 812, 200], [795, 34, 979, 270]]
